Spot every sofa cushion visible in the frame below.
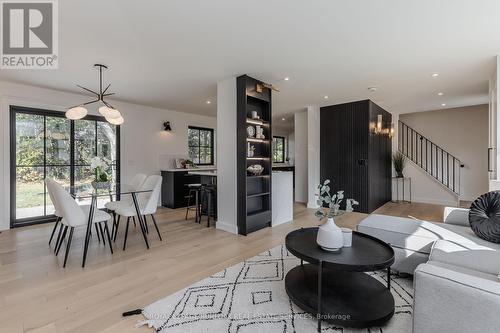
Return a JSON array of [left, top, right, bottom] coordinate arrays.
[[429, 239, 500, 276], [357, 214, 483, 255], [424, 261, 499, 284], [436, 222, 500, 249], [443, 207, 470, 226], [469, 191, 500, 243]]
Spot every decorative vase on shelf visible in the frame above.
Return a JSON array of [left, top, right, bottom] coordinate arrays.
[[247, 142, 255, 157], [316, 217, 344, 252]]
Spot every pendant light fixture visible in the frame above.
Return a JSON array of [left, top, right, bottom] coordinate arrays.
[[98, 106, 121, 119], [106, 115, 124, 125], [66, 64, 123, 124], [65, 106, 88, 120]]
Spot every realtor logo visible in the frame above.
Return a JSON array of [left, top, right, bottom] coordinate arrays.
[[1, 0, 58, 69]]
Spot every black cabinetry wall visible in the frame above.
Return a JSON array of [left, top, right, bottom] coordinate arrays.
[[236, 75, 272, 235], [320, 100, 392, 213]]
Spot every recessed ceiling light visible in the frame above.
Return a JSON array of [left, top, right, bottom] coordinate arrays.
[[283, 77, 290, 81], [438, 92, 444, 96], [432, 73, 439, 78], [206, 100, 211, 104], [281, 117, 286, 121], [323, 95, 329, 99], [368, 87, 378, 92], [441, 103, 446, 107]]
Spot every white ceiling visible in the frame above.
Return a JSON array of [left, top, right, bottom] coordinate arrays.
[[1, 0, 499, 118]]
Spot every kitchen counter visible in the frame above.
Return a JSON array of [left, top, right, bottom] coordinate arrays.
[[271, 165, 295, 187], [272, 171, 293, 226], [161, 168, 216, 208], [161, 167, 217, 172], [188, 170, 293, 227], [188, 170, 217, 177]]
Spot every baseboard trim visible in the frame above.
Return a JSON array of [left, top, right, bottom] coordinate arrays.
[[307, 202, 319, 209], [215, 220, 238, 234], [407, 196, 458, 207]]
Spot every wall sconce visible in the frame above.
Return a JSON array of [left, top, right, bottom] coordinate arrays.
[[372, 115, 393, 137], [163, 121, 172, 131], [374, 114, 383, 134], [389, 123, 395, 138]]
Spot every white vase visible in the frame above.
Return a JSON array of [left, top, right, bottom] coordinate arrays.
[[317, 217, 344, 252]]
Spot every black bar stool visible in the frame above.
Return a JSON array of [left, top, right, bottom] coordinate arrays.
[[199, 184, 217, 227], [185, 183, 202, 222]]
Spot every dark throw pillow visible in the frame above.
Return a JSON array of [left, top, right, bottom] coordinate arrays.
[[469, 191, 500, 243]]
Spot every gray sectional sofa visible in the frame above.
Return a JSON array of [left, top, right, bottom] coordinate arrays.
[[357, 208, 500, 333]]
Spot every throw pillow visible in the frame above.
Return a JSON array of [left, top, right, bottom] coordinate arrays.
[[469, 191, 500, 243]]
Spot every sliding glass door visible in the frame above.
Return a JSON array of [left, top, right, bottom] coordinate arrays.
[[10, 106, 120, 227]]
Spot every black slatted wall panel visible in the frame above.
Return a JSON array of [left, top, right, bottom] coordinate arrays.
[[368, 102, 392, 212], [320, 100, 391, 214]]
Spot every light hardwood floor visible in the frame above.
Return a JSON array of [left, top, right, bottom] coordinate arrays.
[[0, 202, 447, 333]]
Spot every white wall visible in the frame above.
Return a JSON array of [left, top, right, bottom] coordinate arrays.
[[307, 106, 320, 208], [399, 104, 489, 203], [215, 77, 238, 234], [288, 132, 295, 165], [489, 55, 500, 190], [294, 111, 308, 203], [0, 80, 216, 230]]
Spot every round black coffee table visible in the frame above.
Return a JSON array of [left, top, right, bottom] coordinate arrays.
[[285, 227, 395, 331]]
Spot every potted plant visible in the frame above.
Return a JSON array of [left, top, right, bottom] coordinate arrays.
[[90, 156, 110, 189], [315, 179, 358, 252], [185, 159, 197, 169], [392, 151, 406, 178]]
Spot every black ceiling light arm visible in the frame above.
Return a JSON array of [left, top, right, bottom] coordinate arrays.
[[70, 64, 116, 109]]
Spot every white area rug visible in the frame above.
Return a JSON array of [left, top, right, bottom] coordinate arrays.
[[141, 245, 413, 332]]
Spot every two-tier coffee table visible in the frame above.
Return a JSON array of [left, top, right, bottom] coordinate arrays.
[[285, 227, 395, 331]]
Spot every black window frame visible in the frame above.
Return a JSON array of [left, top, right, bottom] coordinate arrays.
[[187, 126, 214, 166], [272, 136, 286, 163], [9, 105, 121, 228]]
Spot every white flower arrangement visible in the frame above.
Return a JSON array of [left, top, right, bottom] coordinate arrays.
[[315, 179, 359, 220], [90, 156, 107, 170], [90, 156, 110, 182]]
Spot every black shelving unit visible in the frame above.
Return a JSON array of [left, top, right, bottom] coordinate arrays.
[[236, 75, 272, 235]]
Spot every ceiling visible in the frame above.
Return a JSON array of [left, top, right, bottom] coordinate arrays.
[[1, 0, 499, 118]]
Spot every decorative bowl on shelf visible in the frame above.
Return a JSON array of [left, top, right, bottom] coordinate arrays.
[[247, 164, 264, 176]]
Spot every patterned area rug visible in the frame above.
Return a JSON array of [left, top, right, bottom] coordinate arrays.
[[141, 245, 413, 332]]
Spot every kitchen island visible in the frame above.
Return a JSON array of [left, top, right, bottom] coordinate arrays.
[[160, 167, 216, 208]]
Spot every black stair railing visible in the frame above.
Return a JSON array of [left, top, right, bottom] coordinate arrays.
[[398, 120, 463, 195]]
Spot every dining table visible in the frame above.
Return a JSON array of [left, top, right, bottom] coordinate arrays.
[[71, 183, 154, 267]]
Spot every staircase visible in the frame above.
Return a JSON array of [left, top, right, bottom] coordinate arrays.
[[398, 120, 463, 196]]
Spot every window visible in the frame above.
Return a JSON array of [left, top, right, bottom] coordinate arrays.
[[272, 136, 285, 163], [10, 106, 120, 227], [188, 126, 214, 165]]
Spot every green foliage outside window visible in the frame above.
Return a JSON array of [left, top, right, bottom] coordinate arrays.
[[13, 111, 118, 219], [188, 126, 214, 165], [272, 136, 285, 163]]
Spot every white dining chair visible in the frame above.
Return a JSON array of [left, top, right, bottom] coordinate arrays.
[[105, 173, 147, 241], [115, 175, 163, 250], [46, 179, 108, 250], [48, 180, 114, 267], [45, 179, 63, 246]]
